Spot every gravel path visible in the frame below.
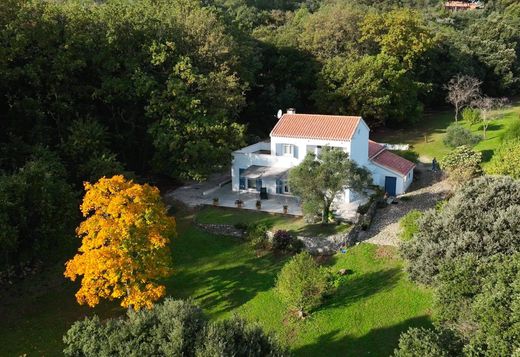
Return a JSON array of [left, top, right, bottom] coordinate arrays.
[[359, 163, 450, 246]]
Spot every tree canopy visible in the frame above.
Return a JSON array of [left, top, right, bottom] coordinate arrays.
[[288, 147, 372, 223], [64, 175, 176, 310]]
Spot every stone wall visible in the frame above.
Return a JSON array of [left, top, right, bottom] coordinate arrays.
[[195, 223, 245, 238]]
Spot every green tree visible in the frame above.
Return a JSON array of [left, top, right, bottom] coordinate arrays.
[[401, 175, 520, 285], [487, 138, 520, 178], [63, 298, 287, 356], [361, 8, 435, 70], [440, 145, 482, 186], [288, 147, 372, 224], [0, 148, 77, 269], [315, 54, 422, 127], [275, 252, 330, 316]]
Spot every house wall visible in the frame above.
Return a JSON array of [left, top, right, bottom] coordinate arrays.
[[366, 161, 413, 195], [270, 136, 351, 162]]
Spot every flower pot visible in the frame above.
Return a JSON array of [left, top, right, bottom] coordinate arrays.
[[212, 198, 219, 206], [283, 205, 288, 214], [256, 200, 261, 210]]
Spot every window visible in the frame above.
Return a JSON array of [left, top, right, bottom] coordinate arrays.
[[283, 180, 290, 193], [247, 179, 256, 189], [283, 144, 293, 156]]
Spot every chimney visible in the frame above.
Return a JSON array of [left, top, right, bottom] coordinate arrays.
[[286, 108, 296, 114]]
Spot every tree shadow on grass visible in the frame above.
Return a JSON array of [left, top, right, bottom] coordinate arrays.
[[480, 149, 495, 163], [320, 268, 402, 311], [294, 315, 432, 357], [168, 249, 286, 317]]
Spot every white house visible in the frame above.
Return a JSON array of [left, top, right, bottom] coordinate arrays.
[[231, 110, 415, 203]]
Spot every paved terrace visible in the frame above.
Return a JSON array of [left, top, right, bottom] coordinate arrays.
[[164, 173, 302, 216], [166, 172, 363, 221]]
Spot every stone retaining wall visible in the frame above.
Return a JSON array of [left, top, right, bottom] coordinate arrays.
[[195, 199, 379, 256]]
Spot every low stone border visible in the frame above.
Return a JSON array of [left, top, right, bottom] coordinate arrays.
[[195, 223, 245, 238], [194, 198, 379, 255]]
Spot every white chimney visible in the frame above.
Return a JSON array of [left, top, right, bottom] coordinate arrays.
[[286, 108, 296, 114]]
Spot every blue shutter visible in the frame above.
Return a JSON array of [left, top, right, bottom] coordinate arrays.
[[239, 169, 246, 190], [293, 145, 298, 159], [256, 178, 262, 192], [276, 179, 282, 194]]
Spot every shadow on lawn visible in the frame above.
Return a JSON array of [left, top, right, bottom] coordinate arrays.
[[321, 268, 402, 311], [170, 246, 286, 317], [293, 315, 432, 356]]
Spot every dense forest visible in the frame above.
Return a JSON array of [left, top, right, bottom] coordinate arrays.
[[1, 0, 519, 271]]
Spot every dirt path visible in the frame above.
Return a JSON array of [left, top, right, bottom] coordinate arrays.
[[359, 163, 451, 246]]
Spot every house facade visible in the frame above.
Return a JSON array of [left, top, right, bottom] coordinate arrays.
[[231, 110, 415, 203]]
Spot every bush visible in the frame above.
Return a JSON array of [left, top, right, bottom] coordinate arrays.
[[401, 176, 520, 285], [275, 252, 331, 315], [391, 150, 419, 163], [501, 118, 520, 142], [63, 298, 287, 356], [398, 210, 423, 242], [443, 124, 482, 148], [246, 223, 271, 249], [487, 138, 520, 178], [394, 327, 459, 357], [272, 230, 304, 253], [462, 107, 481, 127], [198, 317, 286, 357], [440, 145, 482, 185]]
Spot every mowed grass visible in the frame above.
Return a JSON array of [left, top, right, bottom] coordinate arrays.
[[196, 206, 351, 237], [372, 102, 520, 166], [0, 206, 431, 356]]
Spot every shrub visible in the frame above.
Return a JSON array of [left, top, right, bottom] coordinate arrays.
[[440, 145, 482, 185], [443, 124, 481, 148], [398, 210, 423, 242], [63, 298, 287, 356], [391, 150, 419, 163], [275, 252, 331, 315], [487, 138, 520, 178], [272, 230, 304, 253], [198, 317, 286, 357], [501, 118, 520, 142], [246, 223, 271, 249], [401, 176, 520, 285], [394, 327, 459, 357], [462, 107, 481, 127]]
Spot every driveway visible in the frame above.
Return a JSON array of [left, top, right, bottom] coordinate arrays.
[[359, 163, 450, 246]]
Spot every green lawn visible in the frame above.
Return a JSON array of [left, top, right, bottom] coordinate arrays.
[[372, 102, 520, 167], [196, 206, 351, 237], [0, 205, 432, 356]]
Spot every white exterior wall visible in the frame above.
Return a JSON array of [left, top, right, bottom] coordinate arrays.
[[230, 117, 412, 202], [270, 136, 351, 162], [366, 161, 413, 196]]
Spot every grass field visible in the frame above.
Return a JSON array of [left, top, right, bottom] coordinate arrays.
[[196, 206, 351, 237], [372, 103, 520, 166], [0, 204, 431, 356]]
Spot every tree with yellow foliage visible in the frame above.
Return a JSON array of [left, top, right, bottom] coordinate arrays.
[[65, 175, 175, 310]]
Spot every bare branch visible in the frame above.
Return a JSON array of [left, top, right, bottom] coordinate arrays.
[[445, 74, 482, 122]]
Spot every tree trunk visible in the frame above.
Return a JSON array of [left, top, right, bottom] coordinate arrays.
[[454, 104, 459, 122], [322, 199, 331, 225]]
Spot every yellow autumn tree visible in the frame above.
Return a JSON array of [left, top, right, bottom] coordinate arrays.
[[65, 175, 176, 310]]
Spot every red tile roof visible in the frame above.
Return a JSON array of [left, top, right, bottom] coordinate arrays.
[[370, 143, 415, 176], [368, 140, 386, 158], [270, 114, 362, 141]]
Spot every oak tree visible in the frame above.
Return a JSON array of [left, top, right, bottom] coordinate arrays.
[[64, 175, 176, 310]]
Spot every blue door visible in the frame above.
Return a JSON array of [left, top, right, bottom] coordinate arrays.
[[384, 176, 397, 196]]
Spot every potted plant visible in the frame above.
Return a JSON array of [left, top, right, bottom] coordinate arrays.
[[283, 205, 288, 214], [235, 199, 243, 208], [256, 200, 262, 210], [212, 197, 219, 206]]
